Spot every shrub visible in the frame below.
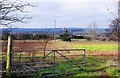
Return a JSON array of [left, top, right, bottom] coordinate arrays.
[[85, 36, 92, 41], [59, 29, 71, 42], [72, 35, 85, 39]]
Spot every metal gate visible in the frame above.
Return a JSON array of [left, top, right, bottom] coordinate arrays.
[[11, 48, 86, 77]]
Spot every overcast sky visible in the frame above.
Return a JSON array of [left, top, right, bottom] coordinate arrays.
[[11, 0, 118, 28]]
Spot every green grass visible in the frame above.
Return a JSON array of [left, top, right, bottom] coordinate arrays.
[[10, 55, 119, 78], [73, 56, 119, 77], [8, 40, 119, 77], [32, 56, 119, 78], [70, 44, 118, 51], [106, 67, 119, 76]]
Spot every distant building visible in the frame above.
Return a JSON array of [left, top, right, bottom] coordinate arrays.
[[73, 30, 85, 36], [72, 29, 106, 37]]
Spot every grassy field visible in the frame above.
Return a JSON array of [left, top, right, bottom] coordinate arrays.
[[67, 40, 118, 51], [33, 56, 119, 78], [35, 40, 119, 77], [1, 40, 119, 77], [70, 44, 117, 51]]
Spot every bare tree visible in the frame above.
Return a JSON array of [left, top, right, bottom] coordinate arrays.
[[104, 1, 120, 41], [87, 22, 98, 39], [0, 0, 33, 27], [108, 18, 120, 41]]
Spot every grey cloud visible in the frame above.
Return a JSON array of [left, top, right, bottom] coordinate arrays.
[[16, 2, 116, 28]]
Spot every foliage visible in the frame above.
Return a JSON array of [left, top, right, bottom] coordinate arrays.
[[59, 29, 71, 42], [1, 31, 52, 40], [33, 34, 50, 40], [72, 35, 85, 39], [16, 33, 33, 40]]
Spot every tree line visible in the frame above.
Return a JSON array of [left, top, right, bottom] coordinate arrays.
[[2, 31, 52, 40], [1, 0, 119, 42]]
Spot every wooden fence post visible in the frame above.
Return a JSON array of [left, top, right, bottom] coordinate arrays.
[[6, 35, 12, 78]]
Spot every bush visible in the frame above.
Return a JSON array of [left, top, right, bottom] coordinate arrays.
[[85, 36, 92, 41], [59, 29, 71, 42], [72, 35, 85, 39], [60, 35, 71, 42], [33, 34, 50, 40]]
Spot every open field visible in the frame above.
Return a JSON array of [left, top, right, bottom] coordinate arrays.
[[2, 40, 118, 55], [1, 40, 119, 77], [70, 43, 117, 50], [68, 41, 118, 56]]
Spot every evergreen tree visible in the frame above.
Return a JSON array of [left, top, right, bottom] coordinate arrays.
[[60, 29, 71, 42]]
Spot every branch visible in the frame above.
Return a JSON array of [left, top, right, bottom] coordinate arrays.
[[0, 0, 33, 27]]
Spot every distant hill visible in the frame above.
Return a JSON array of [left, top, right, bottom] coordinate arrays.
[[1, 28, 108, 34]]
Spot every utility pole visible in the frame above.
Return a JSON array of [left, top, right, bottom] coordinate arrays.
[[54, 20, 56, 40], [118, 1, 120, 18]]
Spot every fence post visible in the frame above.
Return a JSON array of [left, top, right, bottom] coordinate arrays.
[[53, 50, 56, 75], [6, 35, 12, 78], [84, 49, 86, 66]]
